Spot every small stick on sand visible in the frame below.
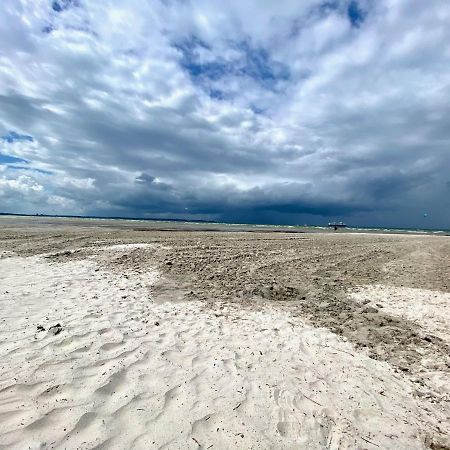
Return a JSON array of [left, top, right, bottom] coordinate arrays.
[[361, 436, 380, 447], [323, 345, 355, 357], [300, 392, 323, 406]]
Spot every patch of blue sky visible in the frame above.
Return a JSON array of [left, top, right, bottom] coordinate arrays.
[[0, 154, 29, 164], [173, 35, 211, 59], [52, 0, 79, 13], [238, 42, 290, 84], [347, 1, 366, 27], [250, 105, 268, 115], [318, 1, 340, 14], [42, 25, 54, 34], [313, 1, 366, 28], [2, 131, 34, 143], [175, 37, 289, 97], [6, 165, 53, 175], [208, 89, 225, 100], [182, 60, 226, 81]]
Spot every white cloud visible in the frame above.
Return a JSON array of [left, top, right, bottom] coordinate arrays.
[[0, 0, 449, 227]]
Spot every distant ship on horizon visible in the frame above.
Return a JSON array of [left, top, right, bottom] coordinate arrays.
[[328, 221, 347, 229]]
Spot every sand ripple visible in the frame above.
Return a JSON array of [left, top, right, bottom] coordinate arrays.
[[0, 251, 447, 449]]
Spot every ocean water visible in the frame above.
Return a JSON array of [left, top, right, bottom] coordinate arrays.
[[1, 213, 448, 235]]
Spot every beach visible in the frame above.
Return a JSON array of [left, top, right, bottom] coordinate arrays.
[[0, 217, 449, 449]]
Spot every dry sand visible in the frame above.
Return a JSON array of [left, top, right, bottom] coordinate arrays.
[[0, 217, 449, 449]]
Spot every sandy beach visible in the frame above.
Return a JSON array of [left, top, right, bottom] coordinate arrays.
[[0, 217, 449, 449]]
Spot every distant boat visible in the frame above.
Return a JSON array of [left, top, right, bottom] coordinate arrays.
[[328, 221, 347, 229]]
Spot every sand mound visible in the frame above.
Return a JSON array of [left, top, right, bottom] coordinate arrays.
[[350, 285, 450, 346]]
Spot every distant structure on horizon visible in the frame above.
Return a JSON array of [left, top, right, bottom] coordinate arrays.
[[328, 221, 347, 231]]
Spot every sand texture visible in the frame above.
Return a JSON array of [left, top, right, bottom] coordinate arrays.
[[0, 217, 449, 449]]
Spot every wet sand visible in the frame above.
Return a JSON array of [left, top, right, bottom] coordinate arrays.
[[0, 217, 449, 449]]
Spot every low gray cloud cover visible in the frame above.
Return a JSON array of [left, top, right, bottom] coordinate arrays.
[[1, 0, 449, 228]]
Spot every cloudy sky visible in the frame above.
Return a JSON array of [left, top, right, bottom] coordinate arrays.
[[1, 0, 449, 228]]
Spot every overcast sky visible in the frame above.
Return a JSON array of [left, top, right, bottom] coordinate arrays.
[[1, 0, 449, 228]]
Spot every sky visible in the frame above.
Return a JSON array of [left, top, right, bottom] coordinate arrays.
[[0, 0, 449, 228]]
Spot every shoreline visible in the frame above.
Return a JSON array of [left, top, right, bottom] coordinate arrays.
[[1, 215, 448, 236]]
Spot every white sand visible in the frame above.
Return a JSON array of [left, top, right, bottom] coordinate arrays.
[[350, 285, 450, 346], [99, 244, 157, 251], [350, 284, 450, 413], [0, 248, 447, 449]]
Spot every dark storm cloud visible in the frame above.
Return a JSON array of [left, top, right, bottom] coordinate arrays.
[[0, 0, 449, 227]]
